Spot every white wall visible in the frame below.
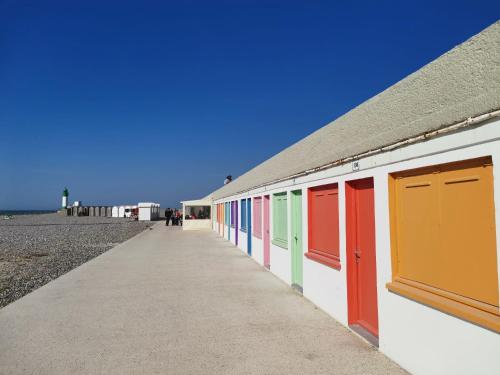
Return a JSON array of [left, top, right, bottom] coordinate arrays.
[[269, 244, 291, 285], [238, 230, 247, 253], [229, 227, 236, 245], [183, 219, 211, 231], [251, 236, 264, 265], [212, 119, 500, 375]]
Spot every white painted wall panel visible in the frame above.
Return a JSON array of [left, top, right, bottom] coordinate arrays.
[[229, 227, 235, 245], [270, 244, 291, 285], [183, 219, 211, 230], [303, 258, 348, 325], [381, 292, 500, 375], [251, 236, 264, 265], [239, 231, 247, 253]]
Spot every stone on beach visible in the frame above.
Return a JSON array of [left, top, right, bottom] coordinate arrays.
[[0, 213, 152, 308]]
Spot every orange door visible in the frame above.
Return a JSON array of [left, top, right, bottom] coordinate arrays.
[[346, 178, 379, 340]]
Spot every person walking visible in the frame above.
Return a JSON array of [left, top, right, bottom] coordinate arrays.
[[176, 209, 182, 226], [165, 208, 172, 226], [173, 209, 177, 225]]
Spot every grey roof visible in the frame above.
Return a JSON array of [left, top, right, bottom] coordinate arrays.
[[211, 21, 500, 201]]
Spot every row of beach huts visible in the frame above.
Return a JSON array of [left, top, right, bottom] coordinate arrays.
[[62, 202, 161, 221], [184, 23, 500, 375]]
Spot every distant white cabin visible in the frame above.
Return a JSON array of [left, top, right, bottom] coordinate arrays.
[[138, 202, 160, 221], [118, 206, 125, 218], [181, 198, 212, 230]]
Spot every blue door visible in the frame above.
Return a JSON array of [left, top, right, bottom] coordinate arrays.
[[247, 198, 252, 256], [235, 201, 239, 246]]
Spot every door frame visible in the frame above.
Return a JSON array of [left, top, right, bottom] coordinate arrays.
[[291, 189, 303, 292], [346, 177, 379, 346], [235, 200, 239, 246], [247, 198, 252, 256], [263, 195, 270, 269]]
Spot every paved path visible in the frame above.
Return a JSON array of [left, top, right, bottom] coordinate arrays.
[[0, 223, 407, 375]]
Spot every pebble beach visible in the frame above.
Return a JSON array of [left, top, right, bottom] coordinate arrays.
[[0, 213, 153, 308]]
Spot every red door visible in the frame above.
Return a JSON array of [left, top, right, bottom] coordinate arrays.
[[263, 195, 270, 269], [346, 178, 379, 340]]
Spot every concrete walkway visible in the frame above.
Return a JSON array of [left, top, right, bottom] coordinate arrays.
[[0, 223, 407, 375]]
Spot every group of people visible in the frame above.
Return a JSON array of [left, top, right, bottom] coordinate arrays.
[[165, 208, 182, 226]]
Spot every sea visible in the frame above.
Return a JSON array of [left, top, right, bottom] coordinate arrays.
[[0, 210, 56, 216]]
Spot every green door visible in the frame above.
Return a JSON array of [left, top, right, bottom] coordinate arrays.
[[291, 190, 303, 291]]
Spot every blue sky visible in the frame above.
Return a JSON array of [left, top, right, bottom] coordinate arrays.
[[1, 1, 499, 210]]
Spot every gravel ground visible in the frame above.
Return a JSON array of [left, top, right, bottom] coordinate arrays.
[[0, 213, 153, 308]]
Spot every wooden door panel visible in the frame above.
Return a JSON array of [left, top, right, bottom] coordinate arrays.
[[355, 179, 378, 336], [347, 178, 379, 338]]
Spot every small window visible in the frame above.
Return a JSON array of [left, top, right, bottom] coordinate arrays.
[[184, 206, 211, 220], [253, 197, 263, 238], [241, 199, 247, 231], [388, 157, 499, 333], [272, 192, 288, 249], [306, 184, 340, 270]]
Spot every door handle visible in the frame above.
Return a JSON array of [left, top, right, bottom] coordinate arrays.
[[354, 249, 361, 263]]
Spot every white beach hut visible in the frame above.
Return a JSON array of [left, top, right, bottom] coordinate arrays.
[[138, 202, 160, 221], [118, 206, 125, 218], [181, 198, 212, 230]]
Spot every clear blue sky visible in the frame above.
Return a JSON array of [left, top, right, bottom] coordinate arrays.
[[1, 1, 499, 210]]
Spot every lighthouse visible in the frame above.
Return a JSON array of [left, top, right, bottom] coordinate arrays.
[[62, 188, 69, 209]]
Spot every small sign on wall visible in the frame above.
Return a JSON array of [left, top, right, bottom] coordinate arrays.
[[352, 160, 360, 171]]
